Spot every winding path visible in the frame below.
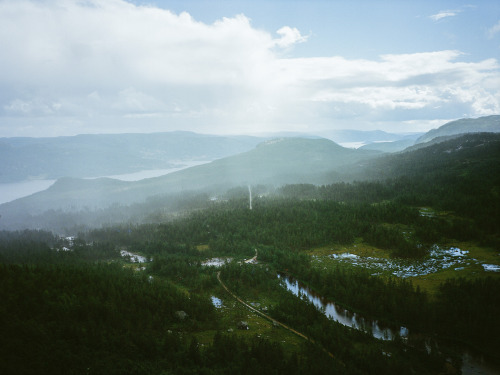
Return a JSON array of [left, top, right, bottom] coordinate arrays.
[[216, 270, 338, 361]]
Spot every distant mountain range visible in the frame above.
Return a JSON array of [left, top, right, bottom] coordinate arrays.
[[1, 115, 497, 185], [1, 131, 500, 231], [0, 129, 412, 184], [415, 115, 500, 144], [1, 114, 499, 230], [359, 115, 500, 153], [0, 138, 378, 218], [0, 132, 265, 183]]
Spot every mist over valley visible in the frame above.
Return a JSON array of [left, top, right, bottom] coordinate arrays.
[[1, 1, 500, 374]]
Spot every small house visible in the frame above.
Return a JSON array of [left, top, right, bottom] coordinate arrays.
[[237, 321, 249, 330]]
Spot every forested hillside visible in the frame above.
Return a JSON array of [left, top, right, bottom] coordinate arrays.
[[2, 172, 499, 373], [0, 137, 378, 229], [1, 133, 498, 238], [415, 115, 500, 144], [1, 0, 498, 372], [1, 133, 499, 374]]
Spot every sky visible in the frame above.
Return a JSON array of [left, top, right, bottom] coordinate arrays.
[[0, 0, 499, 137]]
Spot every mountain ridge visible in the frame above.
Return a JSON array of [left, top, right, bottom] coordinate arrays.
[[1, 133, 499, 231], [415, 115, 500, 144], [0, 137, 376, 225], [0, 131, 266, 183]]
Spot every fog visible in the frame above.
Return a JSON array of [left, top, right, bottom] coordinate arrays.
[[0, 179, 56, 205], [0, 122, 498, 232], [0, 162, 210, 205]]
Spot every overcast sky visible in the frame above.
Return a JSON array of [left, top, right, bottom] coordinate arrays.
[[1, 0, 499, 137]]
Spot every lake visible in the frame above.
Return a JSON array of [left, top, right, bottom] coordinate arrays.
[[0, 161, 209, 204]]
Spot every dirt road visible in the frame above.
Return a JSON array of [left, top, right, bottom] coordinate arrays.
[[216, 270, 337, 360]]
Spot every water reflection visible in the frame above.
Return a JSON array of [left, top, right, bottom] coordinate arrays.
[[278, 273, 408, 340], [277, 273, 500, 374]]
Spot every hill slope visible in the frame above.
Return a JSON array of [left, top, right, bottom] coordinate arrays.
[[3, 134, 499, 232], [147, 137, 378, 188], [415, 115, 500, 144], [361, 132, 500, 181], [0, 138, 378, 229]]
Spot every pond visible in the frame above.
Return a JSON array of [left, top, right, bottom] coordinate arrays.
[[120, 250, 149, 263], [211, 296, 223, 308], [201, 257, 232, 267]]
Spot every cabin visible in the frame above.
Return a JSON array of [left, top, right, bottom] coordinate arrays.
[[237, 321, 249, 330], [175, 310, 188, 321]]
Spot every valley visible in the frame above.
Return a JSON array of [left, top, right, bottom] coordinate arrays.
[[0, 117, 499, 374], [2, 0, 500, 373]]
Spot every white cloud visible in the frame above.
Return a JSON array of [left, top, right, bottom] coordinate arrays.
[[273, 51, 499, 123], [4, 98, 61, 115], [0, 0, 498, 136], [0, 1, 276, 89], [487, 20, 500, 38], [429, 10, 460, 21], [273, 26, 308, 48]]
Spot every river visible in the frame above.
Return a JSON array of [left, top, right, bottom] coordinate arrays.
[[278, 273, 499, 375], [278, 273, 407, 340]]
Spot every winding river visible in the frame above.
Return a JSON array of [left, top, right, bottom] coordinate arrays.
[[277, 273, 499, 375], [278, 273, 407, 340]]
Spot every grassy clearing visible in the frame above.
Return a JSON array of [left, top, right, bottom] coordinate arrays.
[[147, 266, 304, 354], [418, 206, 455, 219], [410, 241, 500, 295], [190, 286, 304, 353], [308, 239, 392, 259], [458, 241, 500, 265], [214, 270, 309, 352]]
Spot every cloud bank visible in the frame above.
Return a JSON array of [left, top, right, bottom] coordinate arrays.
[[0, 0, 499, 136]]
